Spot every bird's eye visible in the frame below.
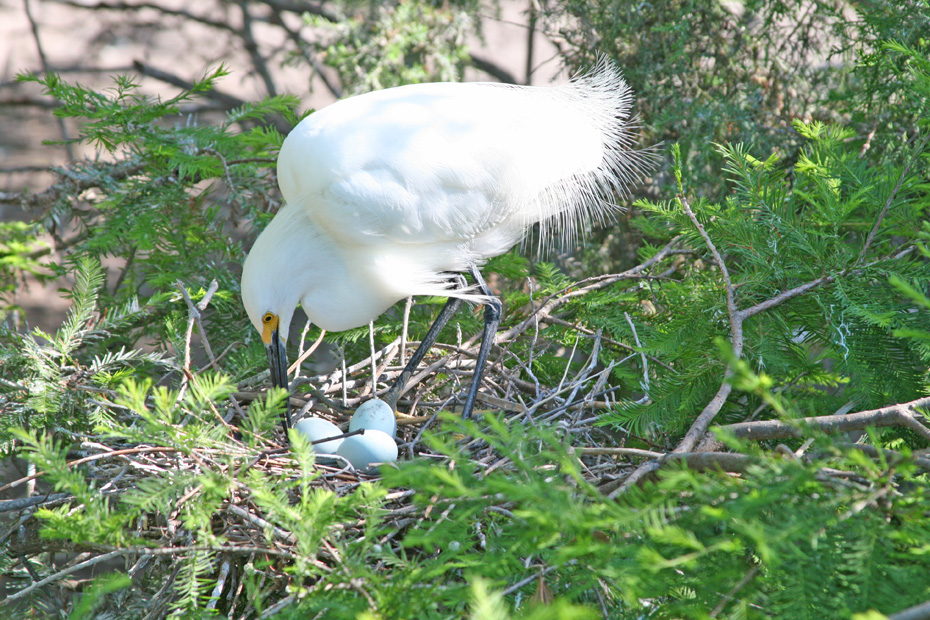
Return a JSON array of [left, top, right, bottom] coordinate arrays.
[[262, 312, 274, 323]]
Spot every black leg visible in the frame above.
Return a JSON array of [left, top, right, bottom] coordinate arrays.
[[382, 274, 467, 409], [461, 265, 502, 419]]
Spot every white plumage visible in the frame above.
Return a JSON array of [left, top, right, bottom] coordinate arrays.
[[241, 60, 653, 421]]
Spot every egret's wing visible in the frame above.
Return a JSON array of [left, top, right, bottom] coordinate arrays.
[[278, 83, 520, 246], [277, 67, 648, 250]]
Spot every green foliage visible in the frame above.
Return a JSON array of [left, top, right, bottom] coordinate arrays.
[[304, 0, 473, 94], [8, 68, 295, 377], [603, 120, 930, 434], [2, 1, 930, 618], [0, 220, 50, 313]]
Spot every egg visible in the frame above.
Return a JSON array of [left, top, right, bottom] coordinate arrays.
[[335, 429, 398, 470], [294, 417, 344, 455], [349, 398, 397, 437]]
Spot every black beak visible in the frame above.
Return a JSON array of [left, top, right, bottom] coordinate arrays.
[[265, 329, 292, 429]]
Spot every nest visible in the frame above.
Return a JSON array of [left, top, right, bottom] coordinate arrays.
[[4, 235, 930, 616]]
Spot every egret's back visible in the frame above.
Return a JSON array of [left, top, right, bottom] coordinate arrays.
[[244, 60, 654, 335], [277, 60, 653, 259]]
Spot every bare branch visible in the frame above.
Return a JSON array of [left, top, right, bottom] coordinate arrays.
[[889, 598, 930, 620], [469, 54, 519, 84], [714, 396, 930, 443], [23, 0, 75, 161]]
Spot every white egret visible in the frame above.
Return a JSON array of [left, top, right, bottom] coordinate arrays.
[[241, 59, 655, 429]]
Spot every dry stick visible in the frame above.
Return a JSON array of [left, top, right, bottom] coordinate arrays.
[[401, 296, 414, 367], [206, 559, 231, 612], [0, 544, 296, 606], [176, 280, 221, 380], [368, 322, 378, 392], [266, 7, 343, 99], [176, 280, 238, 429], [288, 328, 327, 375], [226, 505, 296, 545], [339, 244, 681, 410], [237, 0, 278, 97], [541, 314, 675, 371], [609, 193, 924, 494], [835, 442, 930, 472], [716, 396, 930, 443], [624, 311, 650, 400], [0, 446, 181, 496], [579, 447, 664, 459], [2, 160, 145, 214], [295, 340, 399, 390], [497, 236, 684, 345]]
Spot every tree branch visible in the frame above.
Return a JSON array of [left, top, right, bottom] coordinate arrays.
[[714, 396, 930, 443]]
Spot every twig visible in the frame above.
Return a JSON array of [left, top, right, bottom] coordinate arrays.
[[23, 0, 74, 161], [226, 505, 296, 545], [1, 544, 296, 605], [131, 61, 249, 112], [401, 296, 413, 367], [857, 130, 930, 264], [288, 328, 327, 375], [609, 198, 740, 495], [497, 236, 683, 344], [541, 314, 675, 371], [176, 279, 221, 380], [206, 559, 231, 611], [469, 54, 519, 84], [579, 447, 663, 459], [237, 0, 278, 97], [679, 193, 740, 355], [710, 564, 762, 617], [0, 493, 70, 513], [624, 311, 649, 400], [0, 446, 182, 496]]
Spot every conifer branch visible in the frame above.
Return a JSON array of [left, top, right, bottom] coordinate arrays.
[[857, 130, 930, 264]]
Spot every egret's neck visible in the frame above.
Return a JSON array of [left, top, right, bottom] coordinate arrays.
[[243, 202, 402, 335], [242, 203, 327, 339]]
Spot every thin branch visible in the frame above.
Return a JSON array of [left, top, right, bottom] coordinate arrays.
[[497, 236, 683, 344], [49, 0, 236, 33], [670, 193, 743, 455], [710, 564, 762, 618], [0, 446, 182, 496], [23, 0, 75, 161], [679, 193, 741, 356], [740, 274, 834, 319], [131, 61, 247, 111], [238, 0, 278, 97], [624, 311, 649, 399], [857, 130, 930, 264], [1, 544, 296, 605], [469, 54, 519, 84]]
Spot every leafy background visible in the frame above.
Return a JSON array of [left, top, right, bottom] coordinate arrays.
[[0, 0, 929, 618]]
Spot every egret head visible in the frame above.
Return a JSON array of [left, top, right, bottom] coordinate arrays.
[[241, 210, 307, 420]]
